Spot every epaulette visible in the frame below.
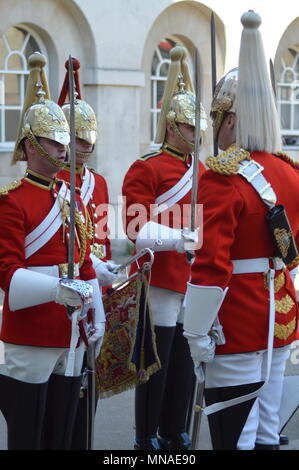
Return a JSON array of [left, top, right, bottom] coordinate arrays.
[[138, 149, 163, 161], [274, 152, 299, 170], [87, 166, 98, 174], [0, 180, 22, 197], [206, 144, 251, 176]]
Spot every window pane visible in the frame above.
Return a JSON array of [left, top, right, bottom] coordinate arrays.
[[23, 34, 40, 61], [157, 80, 165, 108], [283, 69, 295, 84], [159, 61, 169, 77], [151, 51, 159, 76], [294, 104, 299, 129], [5, 27, 26, 52], [5, 74, 20, 105], [5, 109, 20, 141], [281, 86, 292, 101], [7, 53, 23, 71], [281, 103, 291, 129]]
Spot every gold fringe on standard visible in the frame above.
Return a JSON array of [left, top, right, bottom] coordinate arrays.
[[95, 267, 161, 399]]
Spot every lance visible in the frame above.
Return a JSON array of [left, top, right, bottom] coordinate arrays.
[[211, 12, 218, 157]]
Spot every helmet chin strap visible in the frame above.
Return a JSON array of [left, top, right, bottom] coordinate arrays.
[[26, 131, 67, 169], [168, 118, 194, 151], [76, 150, 93, 161]]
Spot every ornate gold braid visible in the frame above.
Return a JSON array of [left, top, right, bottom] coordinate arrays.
[[274, 318, 296, 340], [275, 152, 299, 170], [84, 204, 94, 240], [74, 208, 87, 267], [206, 144, 251, 175], [26, 131, 66, 168]]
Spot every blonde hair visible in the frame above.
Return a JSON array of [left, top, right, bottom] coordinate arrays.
[[236, 11, 282, 153]]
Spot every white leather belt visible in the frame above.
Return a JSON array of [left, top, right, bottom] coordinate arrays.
[[232, 257, 285, 274], [28, 264, 80, 278], [205, 256, 282, 416]]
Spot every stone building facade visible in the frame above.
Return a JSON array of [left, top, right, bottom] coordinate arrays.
[[1, 0, 299, 254]]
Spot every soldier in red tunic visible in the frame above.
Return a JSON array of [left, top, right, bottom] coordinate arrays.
[[0, 52, 105, 450], [56, 58, 119, 450], [57, 58, 117, 284], [122, 46, 207, 450], [183, 11, 299, 450]]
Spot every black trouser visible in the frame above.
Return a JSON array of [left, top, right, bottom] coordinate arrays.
[[135, 323, 194, 448], [0, 373, 82, 450]]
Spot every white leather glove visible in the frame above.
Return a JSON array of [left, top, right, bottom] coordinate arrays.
[[55, 284, 83, 308], [170, 229, 198, 254], [183, 331, 216, 364], [89, 322, 106, 358], [91, 254, 121, 286]]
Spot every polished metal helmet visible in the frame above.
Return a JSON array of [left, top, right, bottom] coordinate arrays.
[[167, 74, 207, 135], [210, 68, 238, 138], [12, 52, 70, 166], [62, 99, 97, 145], [155, 46, 207, 147]]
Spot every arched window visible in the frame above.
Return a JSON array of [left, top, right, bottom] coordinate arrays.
[[278, 46, 299, 147], [0, 26, 42, 150], [150, 38, 176, 145]]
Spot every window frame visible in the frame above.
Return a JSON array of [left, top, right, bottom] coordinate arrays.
[[0, 26, 46, 152]]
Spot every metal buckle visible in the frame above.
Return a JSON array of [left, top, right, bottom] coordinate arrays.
[[238, 160, 264, 182]]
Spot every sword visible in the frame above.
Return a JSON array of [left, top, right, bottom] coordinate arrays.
[[210, 12, 218, 157], [186, 49, 201, 265], [190, 49, 201, 233], [67, 56, 96, 449], [68, 55, 76, 280], [269, 59, 277, 100]]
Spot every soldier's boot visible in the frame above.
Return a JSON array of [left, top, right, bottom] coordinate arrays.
[[158, 323, 193, 450], [0, 374, 48, 450], [204, 382, 263, 450], [70, 377, 98, 450], [254, 443, 280, 450], [134, 326, 176, 450], [42, 373, 82, 449]]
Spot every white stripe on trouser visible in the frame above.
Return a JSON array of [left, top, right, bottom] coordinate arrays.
[[148, 286, 185, 326], [205, 346, 290, 449], [0, 341, 86, 384]]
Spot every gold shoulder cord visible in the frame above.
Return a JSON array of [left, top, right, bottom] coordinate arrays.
[[0, 180, 22, 196], [206, 144, 251, 175]]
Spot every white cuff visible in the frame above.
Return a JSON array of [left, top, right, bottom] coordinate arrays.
[[183, 283, 228, 336], [136, 220, 182, 252], [9, 268, 59, 311]]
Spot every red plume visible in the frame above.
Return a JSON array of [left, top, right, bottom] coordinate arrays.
[[58, 57, 82, 105]]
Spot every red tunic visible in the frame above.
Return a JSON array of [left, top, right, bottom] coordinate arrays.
[[0, 177, 95, 347], [58, 165, 111, 261], [191, 151, 299, 354], [122, 149, 206, 294]]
